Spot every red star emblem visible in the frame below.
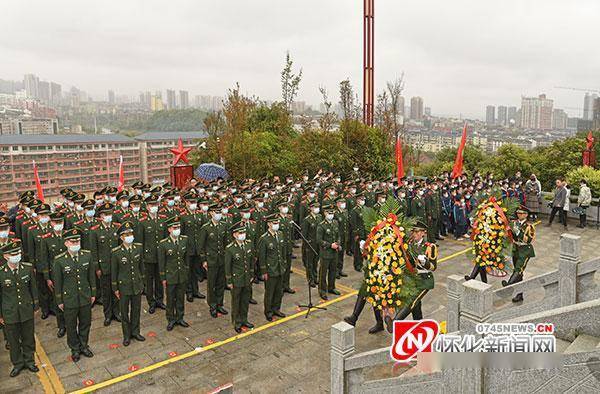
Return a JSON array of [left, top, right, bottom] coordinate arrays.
[[170, 138, 192, 165]]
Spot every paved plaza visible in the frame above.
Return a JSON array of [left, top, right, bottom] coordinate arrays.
[[2, 221, 599, 393]]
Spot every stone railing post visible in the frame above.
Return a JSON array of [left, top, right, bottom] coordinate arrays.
[[446, 275, 464, 333], [459, 280, 493, 334], [558, 233, 581, 306], [331, 321, 355, 394]]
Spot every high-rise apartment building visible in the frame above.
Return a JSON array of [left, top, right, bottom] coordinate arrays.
[[410, 97, 424, 120], [520, 94, 553, 130], [583, 93, 598, 121], [151, 91, 164, 111], [166, 89, 176, 110], [497, 105, 507, 126], [507, 106, 517, 125], [50, 82, 61, 106], [108, 90, 115, 104], [179, 90, 189, 109], [552, 109, 568, 130], [24, 74, 39, 99], [485, 105, 495, 125]]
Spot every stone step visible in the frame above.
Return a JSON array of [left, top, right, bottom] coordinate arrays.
[[555, 338, 572, 353], [563, 334, 600, 354]]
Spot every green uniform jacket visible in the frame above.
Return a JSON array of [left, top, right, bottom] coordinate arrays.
[[407, 240, 437, 290], [120, 212, 145, 242], [224, 241, 254, 287], [0, 263, 37, 324], [39, 232, 67, 281], [316, 219, 340, 259], [350, 206, 366, 240], [89, 222, 120, 273], [158, 236, 191, 285], [27, 223, 51, 270], [198, 221, 227, 266], [411, 196, 426, 220], [65, 212, 85, 230], [251, 209, 268, 238], [138, 214, 167, 264], [110, 243, 144, 296], [240, 220, 259, 258], [258, 231, 285, 277], [512, 220, 535, 272], [180, 210, 205, 256], [74, 218, 97, 251], [334, 209, 349, 249], [278, 214, 293, 257], [53, 250, 96, 308], [302, 213, 323, 249]]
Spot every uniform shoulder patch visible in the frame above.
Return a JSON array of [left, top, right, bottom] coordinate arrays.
[[158, 214, 167, 219], [41, 233, 52, 239], [91, 225, 100, 230], [16, 214, 23, 219], [28, 225, 37, 230], [159, 238, 169, 244], [56, 251, 67, 259], [111, 245, 121, 252], [75, 219, 84, 225], [226, 241, 235, 248], [22, 262, 32, 268]]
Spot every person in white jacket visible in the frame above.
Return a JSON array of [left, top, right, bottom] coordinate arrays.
[[577, 180, 592, 228]]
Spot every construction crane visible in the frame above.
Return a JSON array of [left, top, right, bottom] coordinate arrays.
[[555, 86, 600, 94]]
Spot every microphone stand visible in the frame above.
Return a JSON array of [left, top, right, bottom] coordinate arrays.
[[291, 220, 327, 318]]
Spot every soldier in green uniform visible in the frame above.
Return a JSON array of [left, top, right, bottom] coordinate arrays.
[[113, 190, 131, 225], [120, 195, 145, 244], [225, 222, 255, 333], [159, 190, 181, 222], [258, 214, 286, 321], [238, 204, 258, 305], [317, 205, 341, 300], [158, 217, 191, 331], [350, 193, 367, 272], [180, 192, 206, 302], [334, 197, 349, 279], [89, 203, 121, 326], [14, 191, 34, 245], [0, 240, 38, 377], [139, 195, 167, 314], [251, 196, 268, 283], [65, 193, 86, 230], [302, 201, 321, 287], [54, 228, 95, 362], [502, 205, 536, 303], [198, 204, 228, 318], [277, 200, 295, 294], [27, 203, 53, 320], [384, 221, 438, 333], [39, 211, 68, 337], [74, 199, 101, 306], [111, 222, 145, 346]]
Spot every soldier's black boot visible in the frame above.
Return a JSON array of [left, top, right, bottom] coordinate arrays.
[[502, 272, 520, 287], [368, 309, 384, 334], [343, 295, 366, 326], [385, 306, 412, 333], [464, 265, 479, 282]]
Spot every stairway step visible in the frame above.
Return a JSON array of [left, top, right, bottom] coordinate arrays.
[[563, 334, 600, 354], [555, 338, 571, 353]]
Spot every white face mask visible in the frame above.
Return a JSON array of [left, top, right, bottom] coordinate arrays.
[[171, 228, 181, 237], [68, 201, 75, 207], [312, 208, 320, 214], [308, 193, 315, 199], [189, 203, 197, 211], [271, 223, 280, 232], [357, 200, 365, 206], [39, 216, 50, 224], [167, 200, 175, 207], [149, 206, 159, 214], [124, 235, 134, 244], [353, 167, 359, 171], [207, 191, 214, 197], [174, 196, 181, 202], [212, 186, 219, 191], [8, 254, 21, 264], [132, 206, 140, 213], [25, 207, 31, 214], [53, 223, 64, 232], [339, 203, 346, 210], [109, 196, 117, 203], [143, 192, 151, 198], [235, 198, 242, 204], [68, 244, 81, 253], [280, 207, 289, 214], [222, 208, 229, 214], [31, 212, 38, 218], [326, 213, 334, 221], [76, 205, 84, 212], [103, 215, 113, 223], [86, 209, 95, 217], [136, 189, 142, 196], [236, 233, 247, 242], [120, 201, 129, 208], [201, 205, 209, 212], [257, 202, 264, 209], [0, 230, 9, 238], [96, 199, 104, 205], [213, 213, 222, 222], [242, 212, 251, 219], [231, 188, 237, 194], [245, 193, 252, 199]]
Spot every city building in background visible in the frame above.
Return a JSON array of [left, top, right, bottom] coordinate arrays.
[[520, 94, 553, 130], [485, 105, 495, 125], [166, 89, 176, 110], [179, 90, 189, 109], [552, 108, 568, 130], [410, 96, 423, 120], [507, 106, 517, 125], [497, 105, 507, 126], [0, 118, 58, 135], [150, 91, 164, 111], [583, 93, 598, 121], [108, 90, 115, 104]]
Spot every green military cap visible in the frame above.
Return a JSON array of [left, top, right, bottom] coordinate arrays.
[[35, 203, 51, 214], [161, 189, 176, 198], [73, 193, 86, 203], [50, 211, 65, 221], [207, 202, 220, 211], [164, 216, 181, 228], [162, 182, 173, 190], [145, 195, 159, 204], [19, 190, 35, 200], [128, 195, 143, 204], [98, 186, 108, 194], [335, 197, 346, 203], [141, 183, 152, 191], [93, 191, 103, 199], [19, 195, 34, 204], [65, 190, 77, 200], [97, 202, 114, 214], [116, 190, 129, 200], [309, 200, 320, 208], [0, 216, 10, 227], [413, 220, 428, 231], [238, 202, 252, 212], [230, 221, 246, 233], [277, 198, 289, 207], [322, 204, 335, 212], [28, 198, 43, 209], [0, 239, 21, 254], [63, 228, 82, 240], [105, 186, 118, 195], [183, 191, 198, 201], [81, 199, 96, 209], [265, 213, 279, 222], [118, 221, 135, 235], [60, 187, 73, 196], [150, 186, 162, 194], [131, 181, 143, 188], [516, 205, 530, 215]]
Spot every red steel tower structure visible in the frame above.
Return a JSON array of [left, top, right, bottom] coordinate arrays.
[[363, 0, 375, 126]]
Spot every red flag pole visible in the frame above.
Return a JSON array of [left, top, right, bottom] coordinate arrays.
[[451, 122, 468, 179], [33, 160, 45, 202], [117, 155, 124, 192], [396, 135, 405, 184]]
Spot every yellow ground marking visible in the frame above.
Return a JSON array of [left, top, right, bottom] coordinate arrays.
[[69, 290, 358, 394], [35, 335, 66, 394]]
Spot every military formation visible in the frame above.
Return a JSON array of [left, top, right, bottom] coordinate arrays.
[[0, 170, 538, 377]]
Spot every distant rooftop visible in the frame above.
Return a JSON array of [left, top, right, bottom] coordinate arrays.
[[134, 131, 207, 141], [0, 133, 134, 146]]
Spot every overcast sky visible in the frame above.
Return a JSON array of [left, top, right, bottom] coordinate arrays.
[[2, 0, 599, 118]]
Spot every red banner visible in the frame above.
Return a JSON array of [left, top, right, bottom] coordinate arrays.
[[32, 160, 45, 202], [117, 155, 124, 192], [395, 136, 404, 184], [451, 122, 468, 179]]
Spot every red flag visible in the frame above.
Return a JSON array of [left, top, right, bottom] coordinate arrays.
[[451, 123, 468, 179], [586, 131, 594, 150], [117, 155, 125, 192], [395, 135, 405, 184], [584, 131, 595, 167], [32, 160, 45, 202]]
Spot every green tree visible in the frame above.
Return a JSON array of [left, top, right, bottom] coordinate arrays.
[[281, 52, 302, 112]]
